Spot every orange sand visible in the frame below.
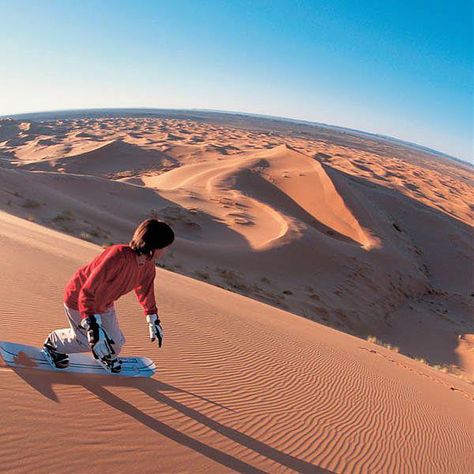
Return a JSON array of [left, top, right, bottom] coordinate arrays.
[[0, 115, 472, 472]]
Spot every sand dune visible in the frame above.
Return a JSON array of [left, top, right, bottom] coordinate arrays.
[[0, 115, 472, 381], [0, 210, 472, 473], [142, 144, 375, 249], [229, 145, 376, 248], [20, 138, 177, 178], [142, 154, 291, 250], [0, 166, 172, 242]]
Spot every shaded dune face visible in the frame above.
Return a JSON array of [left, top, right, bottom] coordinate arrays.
[[0, 116, 472, 380], [235, 145, 376, 249], [20, 138, 178, 178]]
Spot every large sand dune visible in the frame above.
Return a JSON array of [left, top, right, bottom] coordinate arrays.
[[143, 144, 375, 249], [21, 138, 177, 179], [0, 115, 472, 382], [0, 210, 472, 473]]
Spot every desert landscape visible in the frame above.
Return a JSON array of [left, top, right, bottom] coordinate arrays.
[[0, 110, 472, 473]]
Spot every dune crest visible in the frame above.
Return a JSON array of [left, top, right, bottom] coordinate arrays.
[[244, 144, 377, 248], [144, 144, 376, 249]]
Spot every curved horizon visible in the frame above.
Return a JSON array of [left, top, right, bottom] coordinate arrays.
[[1, 105, 466, 163]]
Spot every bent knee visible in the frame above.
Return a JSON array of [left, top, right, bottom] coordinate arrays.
[[112, 333, 126, 355]]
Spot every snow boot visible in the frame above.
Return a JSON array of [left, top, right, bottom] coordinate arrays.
[[42, 337, 70, 369], [98, 354, 122, 374]]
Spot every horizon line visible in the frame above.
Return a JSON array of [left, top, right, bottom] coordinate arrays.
[[0, 105, 468, 165]]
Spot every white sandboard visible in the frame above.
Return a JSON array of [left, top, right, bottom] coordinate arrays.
[[0, 341, 156, 377]]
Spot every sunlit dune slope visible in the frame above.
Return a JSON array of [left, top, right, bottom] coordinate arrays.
[[144, 144, 375, 248], [247, 145, 375, 248], [0, 211, 472, 474]]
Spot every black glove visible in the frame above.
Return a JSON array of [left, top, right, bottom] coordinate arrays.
[[80, 314, 115, 359]]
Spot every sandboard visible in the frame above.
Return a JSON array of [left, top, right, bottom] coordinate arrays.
[[0, 341, 156, 377]]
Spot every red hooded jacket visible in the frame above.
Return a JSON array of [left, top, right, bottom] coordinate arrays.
[[64, 244, 157, 319]]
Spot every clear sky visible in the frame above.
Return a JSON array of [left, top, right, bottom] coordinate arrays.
[[0, 0, 472, 161]]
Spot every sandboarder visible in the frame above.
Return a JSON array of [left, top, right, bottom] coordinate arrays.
[[42, 218, 175, 373]]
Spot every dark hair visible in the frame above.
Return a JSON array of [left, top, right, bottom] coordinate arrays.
[[129, 219, 175, 256]]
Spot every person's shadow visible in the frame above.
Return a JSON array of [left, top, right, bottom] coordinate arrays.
[[12, 366, 333, 474]]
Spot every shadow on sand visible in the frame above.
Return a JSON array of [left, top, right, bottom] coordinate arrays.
[[13, 367, 332, 474], [324, 164, 474, 370]]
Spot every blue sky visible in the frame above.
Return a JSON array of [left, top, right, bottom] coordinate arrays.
[[0, 0, 472, 161]]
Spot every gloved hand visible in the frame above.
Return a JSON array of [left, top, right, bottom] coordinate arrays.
[[146, 314, 163, 348], [80, 314, 115, 359]]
